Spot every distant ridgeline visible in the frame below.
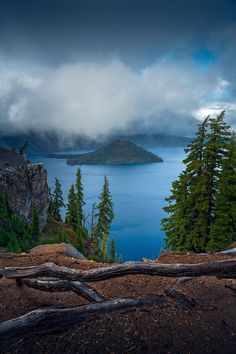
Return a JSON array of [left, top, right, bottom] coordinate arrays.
[[0, 133, 192, 153], [46, 140, 163, 165]]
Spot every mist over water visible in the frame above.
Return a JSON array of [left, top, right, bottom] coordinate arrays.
[[30, 147, 185, 261]]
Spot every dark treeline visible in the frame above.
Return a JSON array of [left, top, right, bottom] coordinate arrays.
[[162, 112, 236, 252]]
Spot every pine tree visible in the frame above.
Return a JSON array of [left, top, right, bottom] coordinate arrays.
[[66, 184, 78, 229], [109, 238, 116, 263], [207, 133, 236, 250], [90, 203, 97, 238], [51, 178, 64, 221], [101, 232, 108, 261], [19, 141, 28, 155], [6, 231, 21, 253], [75, 168, 85, 228], [118, 255, 123, 264], [161, 172, 191, 250], [31, 203, 40, 243], [204, 112, 231, 232], [161, 112, 231, 252], [96, 176, 114, 240], [161, 117, 209, 251]]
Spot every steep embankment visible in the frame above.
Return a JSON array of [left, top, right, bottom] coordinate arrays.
[[1, 250, 236, 354], [0, 148, 49, 229]]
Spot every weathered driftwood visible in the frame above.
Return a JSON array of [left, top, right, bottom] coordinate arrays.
[[3, 259, 236, 282], [0, 295, 166, 338], [164, 289, 196, 308], [18, 279, 106, 302]]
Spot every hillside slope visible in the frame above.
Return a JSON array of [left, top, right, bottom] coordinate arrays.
[[1, 251, 236, 354], [66, 140, 163, 165]]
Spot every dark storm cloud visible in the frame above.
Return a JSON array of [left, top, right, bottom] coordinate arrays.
[[0, 0, 236, 65], [0, 0, 236, 138]]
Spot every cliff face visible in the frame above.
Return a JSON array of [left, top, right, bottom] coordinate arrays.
[[0, 148, 49, 229]]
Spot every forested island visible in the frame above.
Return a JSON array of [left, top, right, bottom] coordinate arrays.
[[46, 140, 163, 165]]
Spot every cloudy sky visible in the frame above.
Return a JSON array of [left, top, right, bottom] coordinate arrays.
[[0, 0, 236, 138]]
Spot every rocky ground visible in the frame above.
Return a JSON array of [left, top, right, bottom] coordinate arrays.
[[1, 249, 236, 354]]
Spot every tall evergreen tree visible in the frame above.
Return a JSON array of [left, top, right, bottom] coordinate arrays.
[[96, 176, 114, 240], [162, 117, 209, 251], [162, 112, 231, 252], [109, 238, 116, 263], [66, 184, 78, 229], [207, 133, 236, 250], [204, 112, 231, 232], [90, 203, 97, 239], [75, 168, 85, 228], [50, 178, 64, 221]]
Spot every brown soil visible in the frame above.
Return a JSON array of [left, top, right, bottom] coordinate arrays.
[[1, 251, 236, 354]]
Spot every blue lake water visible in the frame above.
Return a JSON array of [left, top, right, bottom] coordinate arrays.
[[29, 148, 185, 261]]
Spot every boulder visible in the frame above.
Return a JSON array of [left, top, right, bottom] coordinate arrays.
[[29, 243, 87, 260]]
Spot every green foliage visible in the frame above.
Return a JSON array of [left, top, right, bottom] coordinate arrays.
[[207, 133, 236, 250], [6, 231, 21, 253], [101, 232, 108, 261], [19, 141, 28, 155], [118, 255, 123, 264], [73, 225, 89, 254], [95, 176, 114, 240], [162, 112, 235, 252], [31, 203, 40, 243], [0, 194, 35, 252], [45, 169, 115, 261], [66, 184, 77, 229], [75, 168, 85, 227], [49, 178, 64, 221], [40, 228, 68, 245], [90, 203, 97, 239], [109, 238, 116, 263]]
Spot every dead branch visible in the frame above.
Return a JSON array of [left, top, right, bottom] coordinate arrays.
[[0, 295, 166, 338], [3, 259, 236, 282], [18, 278, 106, 302]]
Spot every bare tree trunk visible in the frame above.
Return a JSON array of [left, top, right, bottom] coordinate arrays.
[[3, 259, 236, 282], [18, 279, 106, 302]]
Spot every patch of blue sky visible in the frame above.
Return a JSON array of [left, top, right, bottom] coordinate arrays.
[[192, 49, 217, 69]]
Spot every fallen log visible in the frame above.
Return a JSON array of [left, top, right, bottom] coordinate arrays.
[[0, 295, 166, 338], [18, 279, 106, 302], [164, 289, 196, 308], [3, 259, 236, 282]]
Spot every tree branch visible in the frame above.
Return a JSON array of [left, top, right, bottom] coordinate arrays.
[[0, 295, 166, 338], [18, 278, 106, 302], [3, 259, 236, 282]]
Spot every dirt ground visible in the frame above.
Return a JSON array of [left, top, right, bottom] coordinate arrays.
[[0, 250, 236, 354]]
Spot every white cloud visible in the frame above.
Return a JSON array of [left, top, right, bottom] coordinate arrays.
[[0, 58, 234, 137]]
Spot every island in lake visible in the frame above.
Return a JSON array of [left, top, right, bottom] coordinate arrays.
[[46, 140, 163, 165]]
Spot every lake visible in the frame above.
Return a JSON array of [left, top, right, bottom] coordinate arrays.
[[29, 147, 185, 261]]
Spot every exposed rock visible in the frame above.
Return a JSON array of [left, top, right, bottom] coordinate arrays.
[[0, 148, 49, 230], [29, 243, 87, 260]]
